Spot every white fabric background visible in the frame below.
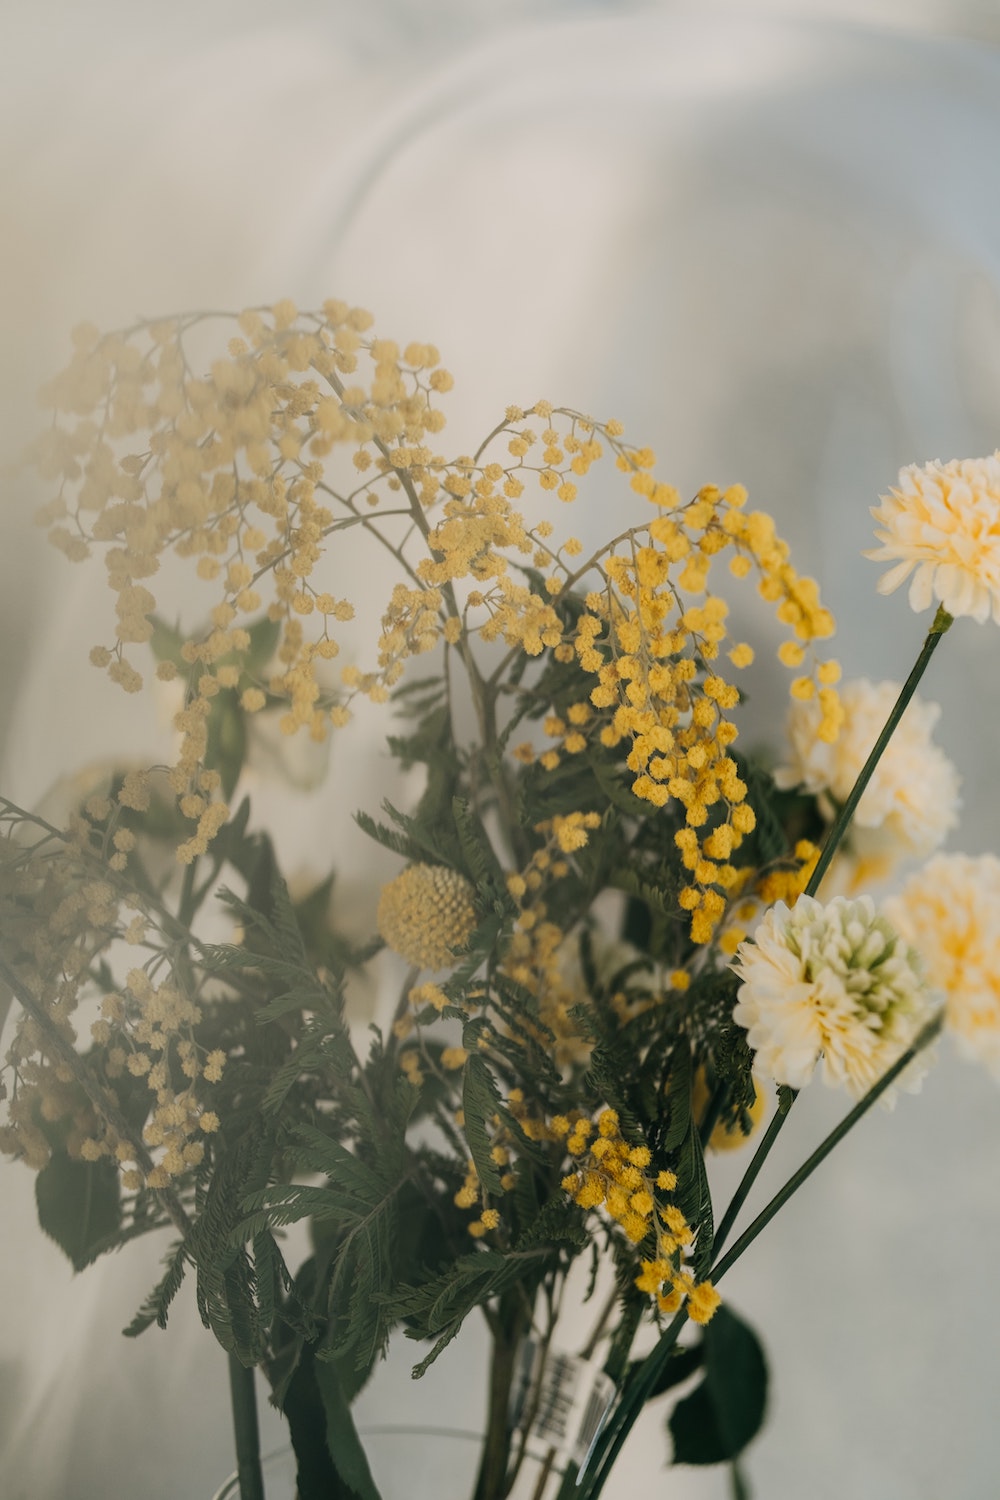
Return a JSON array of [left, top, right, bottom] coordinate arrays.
[[2, 3, 1000, 1497]]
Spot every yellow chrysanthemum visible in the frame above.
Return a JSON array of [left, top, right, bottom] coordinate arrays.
[[377, 863, 477, 969], [866, 454, 1000, 622], [886, 853, 1000, 1080]]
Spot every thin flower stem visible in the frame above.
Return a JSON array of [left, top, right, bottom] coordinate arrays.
[[805, 603, 952, 900], [709, 1013, 942, 1285], [554, 1308, 689, 1500], [712, 602, 953, 1262], [227, 1353, 266, 1500], [709, 1087, 794, 1262], [569, 609, 954, 1500], [571, 1015, 941, 1500]]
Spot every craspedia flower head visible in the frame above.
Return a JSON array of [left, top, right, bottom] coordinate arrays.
[[885, 853, 1000, 1080], [377, 863, 477, 969], [865, 454, 1000, 622], [732, 894, 937, 1099], [775, 678, 960, 866]]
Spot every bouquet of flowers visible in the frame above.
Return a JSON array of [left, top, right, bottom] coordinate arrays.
[[3, 299, 997, 1500]]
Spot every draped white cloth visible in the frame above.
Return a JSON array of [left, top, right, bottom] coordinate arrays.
[[3, 3, 1000, 1496]]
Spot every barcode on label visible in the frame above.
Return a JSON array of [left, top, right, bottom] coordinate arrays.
[[510, 1339, 616, 1468]]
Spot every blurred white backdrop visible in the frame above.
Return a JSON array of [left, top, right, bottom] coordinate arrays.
[[2, 3, 1000, 1497]]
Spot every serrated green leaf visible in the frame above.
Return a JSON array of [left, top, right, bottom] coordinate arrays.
[[124, 1237, 189, 1337], [675, 1118, 714, 1282], [461, 1055, 505, 1196], [354, 809, 422, 862], [35, 1151, 121, 1272], [452, 796, 508, 905]]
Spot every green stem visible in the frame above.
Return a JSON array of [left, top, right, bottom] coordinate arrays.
[[697, 1081, 730, 1151], [473, 1298, 527, 1500], [572, 1014, 940, 1500], [712, 602, 953, 1261], [554, 1309, 689, 1500], [805, 604, 952, 900], [710, 1085, 794, 1262], [227, 1353, 266, 1500], [568, 609, 954, 1499], [709, 1014, 941, 1284]]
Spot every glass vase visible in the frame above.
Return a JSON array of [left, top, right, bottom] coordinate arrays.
[[210, 1426, 577, 1500]]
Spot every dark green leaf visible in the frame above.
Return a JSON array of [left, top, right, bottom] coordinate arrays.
[[245, 614, 282, 672], [124, 1237, 189, 1336], [630, 1341, 703, 1400], [35, 1151, 121, 1272], [314, 1358, 382, 1500], [149, 615, 187, 668], [669, 1305, 768, 1465], [461, 1054, 505, 1196]]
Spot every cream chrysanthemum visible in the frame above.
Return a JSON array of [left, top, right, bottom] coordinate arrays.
[[732, 895, 936, 1098], [866, 454, 1000, 622], [775, 679, 960, 868], [377, 863, 478, 969], [885, 853, 1000, 1080]]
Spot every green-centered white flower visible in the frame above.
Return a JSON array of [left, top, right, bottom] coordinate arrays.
[[732, 895, 938, 1099]]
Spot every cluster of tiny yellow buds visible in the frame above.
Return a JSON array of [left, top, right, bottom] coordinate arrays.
[[376, 863, 478, 970], [32, 302, 468, 846], [558, 1109, 712, 1319], [467, 1206, 502, 1239], [0, 829, 141, 1170], [79, 967, 224, 1185], [377, 583, 445, 680], [756, 840, 820, 906], [634, 1260, 721, 1324], [454, 1157, 481, 1211], [408, 981, 450, 1014], [502, 1087, 547, 1144], [526, 479, 838, 943], [500, 853, 592, 1065], [400, 1050, 424, 1088]]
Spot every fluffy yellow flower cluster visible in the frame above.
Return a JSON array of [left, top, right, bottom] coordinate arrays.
[[99, 970, 223, 1189], [559, 1108, 719, 1324], [32, 303, 455, 855], [538, 481, 839, 943], [501, 814, 602, 1064], [34, 301, 840, 949], [0, 815, 220, 1185]]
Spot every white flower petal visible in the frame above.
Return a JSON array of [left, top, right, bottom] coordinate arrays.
[[868, 456, 1000, 624]]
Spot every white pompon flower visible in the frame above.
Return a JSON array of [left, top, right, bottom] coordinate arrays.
[[885, 854, 1000, 1081], [732, 895, 937, 1099], [775, 678, 960, 867], [865, 453, 1000, 622]]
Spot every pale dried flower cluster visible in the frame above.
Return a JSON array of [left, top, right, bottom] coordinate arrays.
[[886, 853, 1000, 1080], [776, 677, 960, 876], [867, 453, 1000, 623]]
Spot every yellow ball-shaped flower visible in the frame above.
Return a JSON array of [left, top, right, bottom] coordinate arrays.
[[377, 863, 478, 969]]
